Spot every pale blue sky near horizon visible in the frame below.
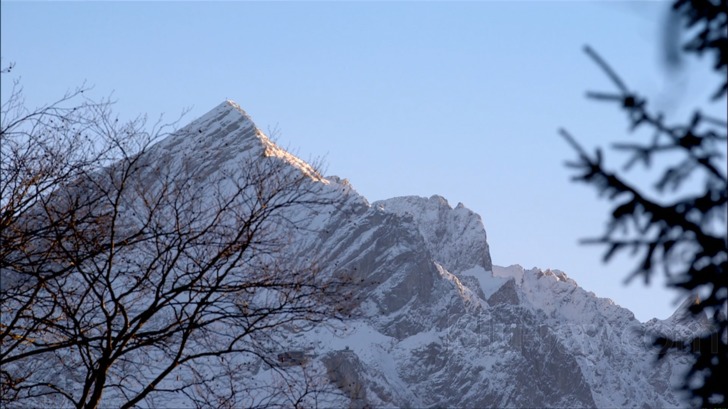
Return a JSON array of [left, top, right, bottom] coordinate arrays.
[[2, 1, 724, 322]]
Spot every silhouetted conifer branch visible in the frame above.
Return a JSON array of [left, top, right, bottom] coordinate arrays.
[[561, 2, 727, 405]]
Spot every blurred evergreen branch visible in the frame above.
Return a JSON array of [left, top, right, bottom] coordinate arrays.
[[561, 0, 727, 406]]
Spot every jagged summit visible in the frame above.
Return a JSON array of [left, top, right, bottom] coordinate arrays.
[[149, 100, 327, 183], [190, 99, 259, 132], [657, 293, 711, 328], [223, 98, 253, 117], [374, 195, 492, 273]]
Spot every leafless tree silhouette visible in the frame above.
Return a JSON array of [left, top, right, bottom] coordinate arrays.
[[1, 79, 355, 408]]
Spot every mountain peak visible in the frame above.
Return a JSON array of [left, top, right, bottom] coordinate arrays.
[[193, 99, 255, 130], [222, 99, 254, 121], [149, 101, 327, 184]]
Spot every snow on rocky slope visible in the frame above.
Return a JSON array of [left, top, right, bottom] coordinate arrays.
[[26, 101, 698, 407]]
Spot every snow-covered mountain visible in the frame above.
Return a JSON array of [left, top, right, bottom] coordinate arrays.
[[162, 101, 700, 408], [7, 100, 698, 408], [167, 101, 699, 407]]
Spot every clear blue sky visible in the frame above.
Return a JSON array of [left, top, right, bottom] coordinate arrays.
[[2, 1, 724, 322]]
